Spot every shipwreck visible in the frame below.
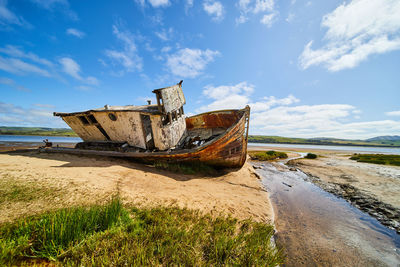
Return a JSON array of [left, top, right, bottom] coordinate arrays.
[[42, 81, 250, 167]]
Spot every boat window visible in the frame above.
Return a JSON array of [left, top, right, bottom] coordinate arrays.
[[78, 116, 89, 125], [87, 114, 98, 124], [108, 113, 117, 121], [162, 114, 170, 126], [172, 111, 177, 121], [180, 107, 184, 115]]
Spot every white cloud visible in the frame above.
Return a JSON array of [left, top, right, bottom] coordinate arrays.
[[203, 82, 254, 99], [155, 27, 173, 41], [135, 0, 170, 8], [0, 45, 53, 67], [0, 77, 29, 91], [59, 57, 98, 85], [104, 24, 143, 74], [161, 46, 171, 53], [235, 15, 248, 24], [203, 0, 224, 21], [148, 0, 169, 7], [0, 0, 31, 28], [386, 110, 400, 116], [236, 0, 277, 26], [196, 82, 400, 139], [286, 12, 294, 23], [30, 0, 78, 20], [66, 28, 85, 38], [253, 0, 274, 13], [198, 82, 254, 112], [0, 102, 64, 127], [0, 55, 51, 77], [299, 0, 400, 72], [260, 13, 276, 27], [185, 0, 194, 12], [166, 48, 220, 78]]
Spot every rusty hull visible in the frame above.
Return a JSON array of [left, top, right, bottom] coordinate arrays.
[[41, 106, 250, 168]]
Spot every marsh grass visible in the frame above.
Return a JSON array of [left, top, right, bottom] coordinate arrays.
[[350, 154, 400, 166], [0, 199, 283, 266], [0, 197, 127, 264], [61, 207, 283, 266], [249, 151, 288, 161], [154, 161, 220, 176]]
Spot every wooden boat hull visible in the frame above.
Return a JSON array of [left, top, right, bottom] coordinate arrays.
[[41, 106, 250, 168]]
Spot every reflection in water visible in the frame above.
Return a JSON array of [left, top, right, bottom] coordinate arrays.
[[254, 160, 400, 266]]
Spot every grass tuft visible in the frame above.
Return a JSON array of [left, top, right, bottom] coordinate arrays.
[[0, 197, 127, 264], [249, 151, 288, 161], [304, 153, 317, 159]]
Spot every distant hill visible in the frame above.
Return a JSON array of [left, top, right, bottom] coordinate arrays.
[[0, 126, 77, 137], [366, 136, 400, 142], [1, 126, 400, 147], [248, 135, 400, 147]]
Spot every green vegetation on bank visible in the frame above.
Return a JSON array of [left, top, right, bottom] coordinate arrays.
[[0, 126, 77, 137], [0, 198, 283, 266], [248, 135, 400, 147], [349, 154, 400, 166], [304, 153, 317, 159], [249, 150, 288, 161]]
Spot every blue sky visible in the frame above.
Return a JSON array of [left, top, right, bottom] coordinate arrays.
[[1, 0, 399, 139]]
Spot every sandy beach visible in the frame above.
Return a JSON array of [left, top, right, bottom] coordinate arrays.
[[0, 147, 274, 225]]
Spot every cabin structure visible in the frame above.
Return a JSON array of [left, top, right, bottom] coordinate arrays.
[[54, 82, 187, 151]]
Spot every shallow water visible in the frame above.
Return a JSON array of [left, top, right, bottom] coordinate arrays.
[[254, 159, 400, 266], [249, 142, 400, 154], [0, 135, 82, 144]]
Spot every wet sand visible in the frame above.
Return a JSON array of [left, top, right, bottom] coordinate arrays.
[[0, 144, 274, 225]]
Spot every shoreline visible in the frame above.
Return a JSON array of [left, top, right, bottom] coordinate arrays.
[[292, 166, 400, 234], [248, 146, 400, 234], [0, 143, 275, 226]]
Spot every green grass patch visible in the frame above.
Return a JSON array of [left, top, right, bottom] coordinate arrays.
[[0, 199, 283, 266], [154, 161, 220, 175], [0, 197, 127, 264], [349, 154, 400, 166], [304, 153, 317, 159], [249, 151, 288, 161], [0, 175, 57, 204]]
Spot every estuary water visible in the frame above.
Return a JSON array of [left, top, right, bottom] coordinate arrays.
[[254, 158, 400, 266], [0, 135, 82, 144], [249, 142, 400, 154]]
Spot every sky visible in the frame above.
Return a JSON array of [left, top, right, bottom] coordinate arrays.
[[0, 0, 399, 139]]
